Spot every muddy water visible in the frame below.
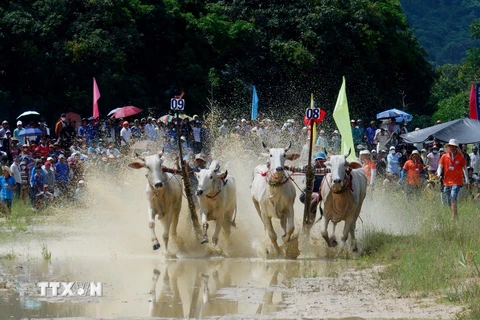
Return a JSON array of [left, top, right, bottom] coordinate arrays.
[[0, 257, 428, 319], [0, 258, 336, 318]]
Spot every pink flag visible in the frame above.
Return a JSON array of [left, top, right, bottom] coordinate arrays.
[[93, 77, 101, 118]]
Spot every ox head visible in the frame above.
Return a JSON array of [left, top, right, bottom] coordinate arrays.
[[195, 160, 227, 196], [324, 149, 351, 193], [128, 152, 167, 189], [262, 141, 299, 182]]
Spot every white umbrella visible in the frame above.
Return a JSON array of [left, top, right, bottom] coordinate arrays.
[[17, 111, 40, 119], [107, 108, 121, 116]]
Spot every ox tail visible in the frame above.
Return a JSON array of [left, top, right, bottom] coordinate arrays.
[[231, 204, 237, 228], [314, 202, 324, 224]]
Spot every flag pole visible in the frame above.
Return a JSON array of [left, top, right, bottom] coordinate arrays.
[[303, 93, 315, 229], [175, 112, 202, 236]]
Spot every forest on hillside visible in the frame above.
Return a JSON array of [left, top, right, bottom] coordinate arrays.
[[400, 0, 480, 65], [0, 0, 436, 125]]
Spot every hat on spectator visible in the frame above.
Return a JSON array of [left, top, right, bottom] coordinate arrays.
[[380, 124, 388, 130], [357, 119, 362, 123], [421, 149, 427, 153], [59, 154, 66, 159], [439, 148, 445, 152], [446, 139, 459, 148], [370, 120, 375, 125], [123, 121, 129, 126], [320, 130, 325, 134], [2, 166, 12, 174], [380, 149, 387, 153], [17, 121, 22, 126], [2, 120, 8, 124], [411, 150, 420, 155], [360, 150, 370, 155], [47, 157, 53, 161], [195, 153, 206, 162], [371, 149, 377, 153], [389, 146, 396, 150], [241, 119, 247, 122], [473, 145, 479, 150], [44, 161, 51, 166], [357, 144, 365, 150], [333, 130, 339, 134], [350, 120, 356, 123], [222, 119, 228, 124], [313, 151, 326, 161]]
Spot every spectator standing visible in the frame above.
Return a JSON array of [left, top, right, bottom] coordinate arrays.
[[360, 150, 376, 187], [386, 146, 401, 182], [145, 117, 156, 140], [42, 161, 56, 194], [316, 130, 329, 153], [331, 130, 341, 154], [426, 146, 440, 173], [400, 150, 423, 195], [469, 145, 479, 174], [55, 114, 67, 139], [120, 121, 131, 153], [0, 166, 16, 215], [19, 161, 29, 204], [219, 120, 229, 137], [10, 156, 22, 198], [78, 118, 88, 137], [437, 139, 469, 219], [364, 121, 377, 151], [55, 154, 70, 196], [192, 121, 203, 153], [374, 125, 391, 153], [13, 121, 26, 146]]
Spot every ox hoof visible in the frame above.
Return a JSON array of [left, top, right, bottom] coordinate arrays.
[[153, 269, 160, 276], [331, 239, 338, 247], [153, 243, 161, 250], [212, 239, 218, 246], [201, 238, 209, 244]]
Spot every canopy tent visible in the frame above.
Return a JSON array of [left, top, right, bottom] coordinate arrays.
[[400, 117, 480, 144]]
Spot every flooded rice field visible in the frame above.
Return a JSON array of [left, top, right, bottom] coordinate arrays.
[[0, 156, 461, 319]]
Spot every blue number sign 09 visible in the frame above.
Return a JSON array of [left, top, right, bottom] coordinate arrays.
[[170, 98, 185, 111], [305, 108, 321, 119]]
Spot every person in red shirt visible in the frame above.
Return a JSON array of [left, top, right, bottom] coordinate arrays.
[[34, 138, 50, 158], [437, 139, 469, 219], [400, 150, 424, 195]]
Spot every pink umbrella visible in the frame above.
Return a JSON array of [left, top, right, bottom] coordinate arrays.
[[113, 106, 142, 118]]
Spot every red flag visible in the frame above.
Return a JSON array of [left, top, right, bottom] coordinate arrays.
[[93, 78, 101, 118], [470, 83, 478, 120], [174, 91, 185, 99]]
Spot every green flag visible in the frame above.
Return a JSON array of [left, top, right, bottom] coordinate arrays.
[[333, 77, 356, 161]]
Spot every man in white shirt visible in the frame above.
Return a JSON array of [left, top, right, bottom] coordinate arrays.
[[144, 117, 156, 140], [374, 125, 391, 153], [120, 121, 131, 152], [192, 121, 203, 153], [470, 145, 480, 174], [10, 156, 22, 198]]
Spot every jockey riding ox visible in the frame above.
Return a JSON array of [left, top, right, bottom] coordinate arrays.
[[196, 160, 237, 246], [320, 150, 367, 252], [251, 142, 299, 256], [128, 153, 182, 251]]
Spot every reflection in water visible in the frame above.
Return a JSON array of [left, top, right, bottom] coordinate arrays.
[[0, 257, 356, 319]]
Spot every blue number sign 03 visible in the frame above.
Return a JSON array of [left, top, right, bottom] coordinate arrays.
[[170, 98, 185, 111], [305, 108, 321, 119]]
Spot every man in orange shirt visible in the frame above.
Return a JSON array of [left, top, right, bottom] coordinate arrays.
[[437, 139, 470, 219], [360, 150, 376, 187], [400, 150, 424, 195]]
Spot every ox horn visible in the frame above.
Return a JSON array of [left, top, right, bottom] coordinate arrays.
[[344, 148, 351, 158], [262, 141, 269, 152], [285, 141, 292, 152]]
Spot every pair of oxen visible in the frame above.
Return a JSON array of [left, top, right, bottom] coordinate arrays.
[[128, 143, 367, 257]]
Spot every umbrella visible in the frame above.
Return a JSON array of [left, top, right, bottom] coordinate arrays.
[[17, 128, 43, 137], [17, 111, 40, 119], [178, 114, 193, 120], [112, 106, 142, 118], [376, 108, 413, 122], [159, 115, 174, 123], [107, 108, 121, 116], [400, 117, 480, 144]]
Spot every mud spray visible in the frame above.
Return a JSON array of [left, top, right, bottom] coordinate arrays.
[[10, 109, 421, 260]]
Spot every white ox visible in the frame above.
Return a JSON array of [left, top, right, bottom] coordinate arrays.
[[128, 153, 182, 251], [195, 160, 237, 246], [251, 142, 298, 256], [320, 152, 367, 251]]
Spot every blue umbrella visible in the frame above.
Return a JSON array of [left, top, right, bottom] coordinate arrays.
[[17, 128, 43, 137], [376, 108, 413, 122]]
